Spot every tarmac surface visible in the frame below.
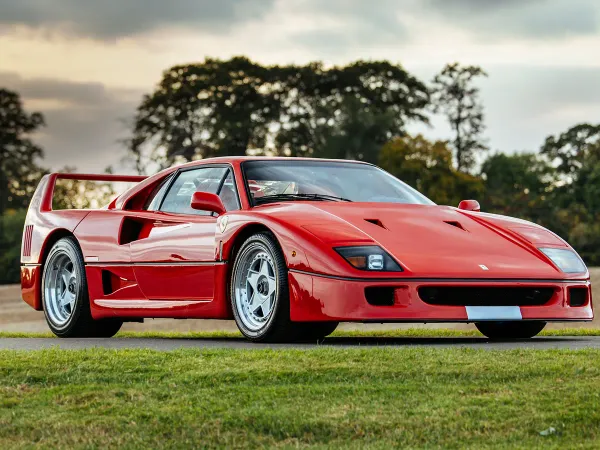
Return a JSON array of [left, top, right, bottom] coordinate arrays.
[[2, 336, 600, 351]]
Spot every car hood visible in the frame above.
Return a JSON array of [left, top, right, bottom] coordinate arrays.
[[265, 202, 585, 279]]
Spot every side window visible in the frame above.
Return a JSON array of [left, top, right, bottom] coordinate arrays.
[[218, 171, 240, 212], [145, 175, 173, 211], [160, 167, 227, 215]]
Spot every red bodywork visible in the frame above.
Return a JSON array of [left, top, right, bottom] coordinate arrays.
[[21, 158, 593, 324]]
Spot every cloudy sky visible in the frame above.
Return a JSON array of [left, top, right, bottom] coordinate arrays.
[[1, 0, 599, 172]]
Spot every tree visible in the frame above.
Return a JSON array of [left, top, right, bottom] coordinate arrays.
[[52, 167, 116, 210], [480, 152, 554, 223], [379, 134, 484, 206], [539, 123, 600, 264], [431, 63, 488, 172], [0, 209, 26, 284], [540, 123, 600, 177], [274, 60, 429, 162], [0, 88, 45, 214], [129, 57, 283, 173], [128, 57, 430, 171]]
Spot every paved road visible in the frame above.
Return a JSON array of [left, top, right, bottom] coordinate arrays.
[[1, 336, 600, 351]]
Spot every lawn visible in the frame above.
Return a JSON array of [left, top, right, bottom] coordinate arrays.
[[3, 326, 600, 339], [2, 347, 600, 449]]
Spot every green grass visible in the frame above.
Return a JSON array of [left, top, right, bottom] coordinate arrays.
[[2, 347, 600, 449], [2, 327, 600, 339]]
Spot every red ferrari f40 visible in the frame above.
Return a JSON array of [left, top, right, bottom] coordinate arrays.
[[20, 158, 592, 341]]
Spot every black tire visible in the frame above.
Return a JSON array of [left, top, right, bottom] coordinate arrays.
[[296, 322, 339, 343], [475, 321, 546, 340], [42, 236, 123, 338], [230, 232, 303, 343]]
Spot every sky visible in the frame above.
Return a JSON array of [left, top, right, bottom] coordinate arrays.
[[1, 0, 600, 173]]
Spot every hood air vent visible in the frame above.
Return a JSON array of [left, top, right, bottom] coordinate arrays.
[[444, 220, 466, 231], [364, 218, 387, 229]]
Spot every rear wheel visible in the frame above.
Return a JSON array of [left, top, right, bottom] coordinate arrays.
[[42, 236, 123, 338], [475, 321, 546, 340]]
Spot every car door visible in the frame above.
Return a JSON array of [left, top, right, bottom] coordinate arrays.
[[130, 166, 240, 300]]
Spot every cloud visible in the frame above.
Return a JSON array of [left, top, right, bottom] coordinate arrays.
[[279, 0, 600, 58], [0, 72, 142, 172], [0, 0, 276, 40], [425, 0, 599, 39], [282, 0, 412, 58], [1, 0, 598, 51]]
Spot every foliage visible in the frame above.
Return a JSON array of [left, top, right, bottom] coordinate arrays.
[[3, 347, 600, 448], [0, 209, 26, 284], [541, 123, 600, 177], [128, 57, 429, 172], [480, 152, 555, 223], [52, 167, 116, 210], [5, 62, 600, 279], [0, 88, 46, 214], [379, 135, 484, 205], [431, 63, 488, 172]]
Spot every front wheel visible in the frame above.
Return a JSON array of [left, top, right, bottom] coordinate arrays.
[[475, 321, 546, 340], [230, 232, 301, 342], [42, 236, 123, 338]]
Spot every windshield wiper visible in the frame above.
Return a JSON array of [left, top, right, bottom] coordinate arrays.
[[254, 193, 353, 205]]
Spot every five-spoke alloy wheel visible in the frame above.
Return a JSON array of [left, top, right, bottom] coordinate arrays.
[[42, 236, 122, 337], [233, 246, 278, 332], [44, 248, 79, 327], [230, 232, 338, 342]]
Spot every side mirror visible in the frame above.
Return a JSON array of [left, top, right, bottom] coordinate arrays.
[[458, 200, 481, 212], [191, 191, 226, 215]]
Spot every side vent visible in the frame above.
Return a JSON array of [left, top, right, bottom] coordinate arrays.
[[364, 218, 387, 229], [102, 270, 136, 295], [22, 225, 34, 257], [119, 218, 144, 245], [444, 221, 466, 231]]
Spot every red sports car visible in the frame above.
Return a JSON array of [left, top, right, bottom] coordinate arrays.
[[20, 157, 592, 341]]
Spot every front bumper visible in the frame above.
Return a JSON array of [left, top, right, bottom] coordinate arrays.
[[288, 270, 593, 322]]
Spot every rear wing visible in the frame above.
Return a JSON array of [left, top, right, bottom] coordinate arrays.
[[36, 173, 147, 212]]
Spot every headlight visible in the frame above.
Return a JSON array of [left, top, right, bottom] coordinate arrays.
[[334, 246, 403, 271], [539, 248, 587, 273]]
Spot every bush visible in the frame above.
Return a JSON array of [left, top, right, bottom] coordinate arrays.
[[0, 209, 26, 284]]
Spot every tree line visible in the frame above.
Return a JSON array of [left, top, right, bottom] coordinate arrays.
[[1, 57, 600, 283]]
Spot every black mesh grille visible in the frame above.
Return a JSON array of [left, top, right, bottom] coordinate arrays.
[[418, 286, 555, 306]]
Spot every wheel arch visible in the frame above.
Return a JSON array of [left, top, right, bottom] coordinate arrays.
[[226, 223, 279, 265], [40, 229, 80, 266], [36, 229, 82, 311]]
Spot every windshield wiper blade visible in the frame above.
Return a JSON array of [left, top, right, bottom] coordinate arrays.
[[254, 193, 353, 205]]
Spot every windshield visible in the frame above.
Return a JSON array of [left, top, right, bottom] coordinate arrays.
[[243, 160, 435, 205]]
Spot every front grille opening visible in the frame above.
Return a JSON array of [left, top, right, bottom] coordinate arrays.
[[365, 286, 395, 306], [568, 287, 588, 307], [418, 286, 555, 306]]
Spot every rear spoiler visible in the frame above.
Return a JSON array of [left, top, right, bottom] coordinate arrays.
[[38, 173, 147, 212]]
